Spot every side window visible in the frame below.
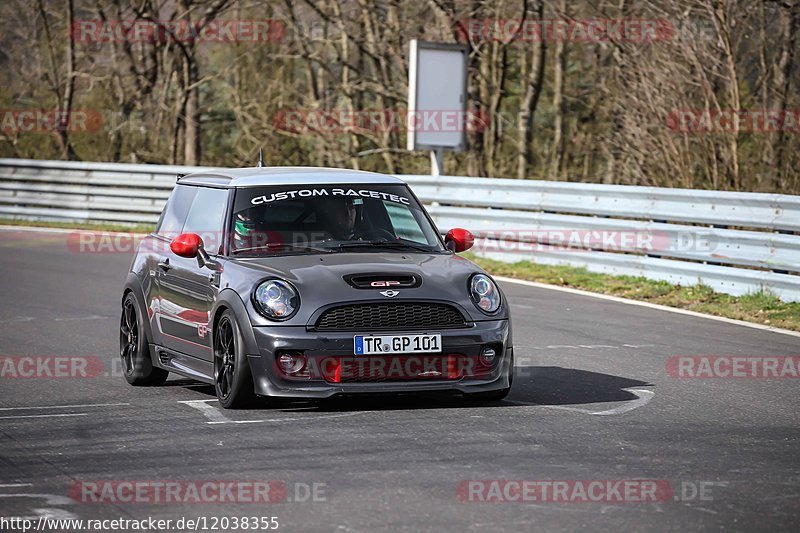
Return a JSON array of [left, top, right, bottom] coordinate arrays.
[[156, 185, 197, 237], [182, 187, 229, 254], [384, 201, 426, 243]]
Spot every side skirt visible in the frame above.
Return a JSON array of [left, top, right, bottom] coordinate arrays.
[[148, 343, 215, 384]]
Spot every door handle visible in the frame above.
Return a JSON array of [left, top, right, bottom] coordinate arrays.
[[157, 258, 172, 271]]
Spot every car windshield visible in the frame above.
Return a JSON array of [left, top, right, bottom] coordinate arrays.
[[230, 184, 445, 256]]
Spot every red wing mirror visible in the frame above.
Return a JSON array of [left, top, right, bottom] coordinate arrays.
[[170, 233, 203, 258], [445, 228, 474, 253]]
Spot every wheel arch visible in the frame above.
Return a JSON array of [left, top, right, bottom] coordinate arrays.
[[122, 272, 154, 343], [212, 289, 260, 356]]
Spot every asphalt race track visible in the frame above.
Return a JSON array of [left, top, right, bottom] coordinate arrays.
[[1, 227, 798, 532]]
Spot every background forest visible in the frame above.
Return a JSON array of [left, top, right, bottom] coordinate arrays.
[[0, 0, 798, 192]]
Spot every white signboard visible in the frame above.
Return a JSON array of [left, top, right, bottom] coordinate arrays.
[[407, 40, 469, 152]]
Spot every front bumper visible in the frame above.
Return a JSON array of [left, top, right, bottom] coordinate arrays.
[[247, 319, 512, 398]]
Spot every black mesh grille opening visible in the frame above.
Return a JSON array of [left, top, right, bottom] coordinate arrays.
[[315, 303, 466, 331]]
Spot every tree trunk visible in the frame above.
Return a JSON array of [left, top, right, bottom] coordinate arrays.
[[183, 57, 200, 166], [59, 0, 77, 159], [549, 0, 567, 180], [772, 0, 799, 189], [517, 0, 546, 179]]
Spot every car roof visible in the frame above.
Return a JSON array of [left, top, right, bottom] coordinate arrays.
[[177, 166, 406, 188]]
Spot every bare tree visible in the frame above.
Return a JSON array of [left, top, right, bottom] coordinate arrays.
[[1, 0, 798, 193]]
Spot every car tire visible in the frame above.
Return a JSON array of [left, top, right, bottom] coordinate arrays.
[[464, 352, 514, 402], [213, 310, 257, 409], [120, 293, 169, 386]]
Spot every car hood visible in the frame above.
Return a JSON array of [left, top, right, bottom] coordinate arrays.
[[221, 251, 506, 326]]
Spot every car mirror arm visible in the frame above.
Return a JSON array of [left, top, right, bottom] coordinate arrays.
[[196, 246, 220, 271]]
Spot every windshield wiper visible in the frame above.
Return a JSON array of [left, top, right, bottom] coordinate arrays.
[[331, 240, 436, 253], [232, 243, 333, 255]]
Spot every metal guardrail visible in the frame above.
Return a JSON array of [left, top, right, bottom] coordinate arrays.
[[427, 206, 800, 274], [0, 159, 210, 224], [1, 158, 799, 301], [403, 175, 800, 232]]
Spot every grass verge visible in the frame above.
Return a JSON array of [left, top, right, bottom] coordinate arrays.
[[466, 253, 800, 332]]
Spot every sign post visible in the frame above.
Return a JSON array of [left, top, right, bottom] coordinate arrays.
[[431, 148, 444, 177], [407, 40, 469, 176]]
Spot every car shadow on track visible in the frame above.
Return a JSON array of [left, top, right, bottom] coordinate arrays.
[[511, 366, 652, 405], [165, 366, 652, 412]]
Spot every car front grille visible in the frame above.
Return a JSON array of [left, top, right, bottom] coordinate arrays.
[[314, 302, 466, 331]]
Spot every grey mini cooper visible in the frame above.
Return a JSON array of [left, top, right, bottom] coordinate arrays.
[[120, 167, 513, 408]]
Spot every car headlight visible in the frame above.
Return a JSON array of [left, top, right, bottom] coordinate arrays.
[[253, 279, 299, 320], [469, 274, 501, 314]]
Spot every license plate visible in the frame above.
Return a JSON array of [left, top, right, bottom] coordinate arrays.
[[354, 334, 441, 355]]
